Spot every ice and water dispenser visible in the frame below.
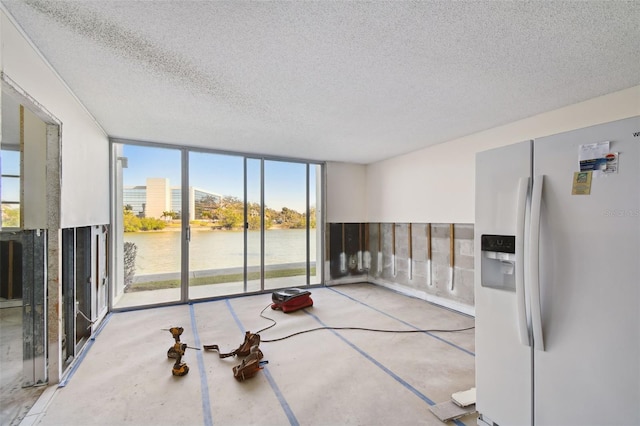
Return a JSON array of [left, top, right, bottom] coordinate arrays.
[[481, 234, 516, 291]]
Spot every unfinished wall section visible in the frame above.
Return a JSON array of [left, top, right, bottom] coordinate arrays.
[[1, 9, 110, 385], [326, 222, 475, 315]]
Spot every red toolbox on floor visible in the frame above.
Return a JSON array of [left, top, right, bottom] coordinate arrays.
[[271, 288, 313, 313]]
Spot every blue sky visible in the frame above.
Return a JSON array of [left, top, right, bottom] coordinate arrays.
[[1, 146, 316, 212], [123, 145, 316, 212]]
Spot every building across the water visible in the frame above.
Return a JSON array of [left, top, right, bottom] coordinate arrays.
[[123, 178, 221, 221]]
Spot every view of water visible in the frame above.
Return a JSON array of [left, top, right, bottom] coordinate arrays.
[[124, 228, 318, 275]]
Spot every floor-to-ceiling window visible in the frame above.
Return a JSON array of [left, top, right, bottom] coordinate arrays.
[[188, 152, 245, 299], [264, 160, 315, 290], [112, 144, 182, 308], [111, 141, 323, 309]]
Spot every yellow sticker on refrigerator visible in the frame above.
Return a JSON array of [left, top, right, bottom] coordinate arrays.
[[572, 171, 592, 195]]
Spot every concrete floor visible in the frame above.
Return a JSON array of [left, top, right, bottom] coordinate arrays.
[[0, 305, 46, 426], [21, 283, 476, 425]]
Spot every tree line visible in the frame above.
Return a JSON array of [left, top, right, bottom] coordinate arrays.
[[124, 195, 316, 232]]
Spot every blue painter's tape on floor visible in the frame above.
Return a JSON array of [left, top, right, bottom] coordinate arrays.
[[328, 286, 475, 357], [224, 299, 300, 426], [303, 308, 468, 426], [260, 366, 299, 426], [225, 298, 246, 332], [189, 303, 213, 426]]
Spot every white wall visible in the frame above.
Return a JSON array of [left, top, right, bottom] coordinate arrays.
[[1, 10, 109, 227], [325, 161, 367, 222], [365, 86, 640, 224]]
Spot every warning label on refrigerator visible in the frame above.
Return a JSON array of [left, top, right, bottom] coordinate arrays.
[[572, 171, 592, 195], [602, 152, 619, 174]]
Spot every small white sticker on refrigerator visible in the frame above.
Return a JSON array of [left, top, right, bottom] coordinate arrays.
[[579, 141, 610, 173]]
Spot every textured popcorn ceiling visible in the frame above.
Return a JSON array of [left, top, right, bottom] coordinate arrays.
[[2, 0, 639, 164]]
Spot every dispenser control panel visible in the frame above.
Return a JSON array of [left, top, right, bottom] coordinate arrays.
[[481, 235, 516, 254]]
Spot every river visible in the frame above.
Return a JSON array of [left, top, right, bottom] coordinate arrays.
[[124, 228, 318, 275]]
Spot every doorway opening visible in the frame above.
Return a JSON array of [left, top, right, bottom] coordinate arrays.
[[0, 77, 61, 424]]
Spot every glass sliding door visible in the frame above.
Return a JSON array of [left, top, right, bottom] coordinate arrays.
[[263, 160, 310, 290], [187, 152, 245, 299], [112, 141, 324, 308], [112, 144, 182, 308]]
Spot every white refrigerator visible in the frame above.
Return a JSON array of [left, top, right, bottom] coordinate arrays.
[[474, 116, 639, 426]]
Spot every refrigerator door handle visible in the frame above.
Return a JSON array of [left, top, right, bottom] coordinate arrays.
[[516, 177, 530, 347], [529, 174, 545, 351]]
